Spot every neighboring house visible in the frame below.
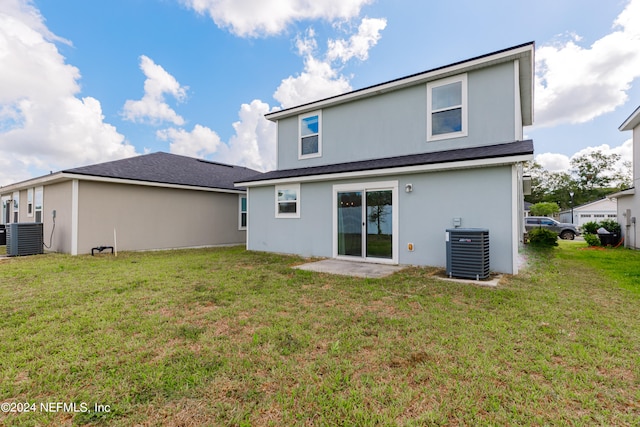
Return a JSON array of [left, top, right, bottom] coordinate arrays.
[[558, 198, 618, 227], [524, 201, 532, 217], [0, 152, 260, 255], [236, 43, 535, 275], [610, 105, 640, 249]]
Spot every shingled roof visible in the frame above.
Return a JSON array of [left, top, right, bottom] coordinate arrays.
[[237, 140, 533, 184], [64, 152, 261, 191]]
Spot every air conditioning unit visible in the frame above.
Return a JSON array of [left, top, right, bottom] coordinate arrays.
[[446, 228, 490, 280], [6, 223, 44, 256]]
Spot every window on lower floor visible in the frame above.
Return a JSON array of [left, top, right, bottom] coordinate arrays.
[[35, 187, 43, 223], [275, 184, 300, 218], [27, 188, 33, 217], [239, 195, 247, 230], [12, 191, 19, 223]]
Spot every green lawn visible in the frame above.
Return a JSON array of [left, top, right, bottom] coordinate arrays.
[[0, 242, 638, 426]]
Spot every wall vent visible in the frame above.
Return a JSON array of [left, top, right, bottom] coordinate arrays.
[[6, 223, 44, 257], [446, 228, 490, 280]]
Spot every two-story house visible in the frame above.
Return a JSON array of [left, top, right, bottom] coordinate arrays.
[[236, 42, 535, 274], [611, 105, 640, 249]]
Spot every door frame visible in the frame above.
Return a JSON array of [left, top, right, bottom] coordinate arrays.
[[332, 180, 399, 264]]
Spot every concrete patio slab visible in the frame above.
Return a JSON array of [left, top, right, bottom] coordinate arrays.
[[293, 259, 404, 278]]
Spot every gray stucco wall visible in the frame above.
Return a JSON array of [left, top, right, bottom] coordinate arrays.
[[77, 181, 245, 254], [617, 195, 639, 249], [277, 63, 517, 170], [43, 181, 74, 254], [248, 165, 517, 273]]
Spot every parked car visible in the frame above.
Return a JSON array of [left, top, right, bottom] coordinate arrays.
[[525, 216, 580, 240]]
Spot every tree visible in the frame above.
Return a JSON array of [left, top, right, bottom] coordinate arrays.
[[529, 202, 560, 217], [571, 150, 621, 192], [524, 151, 632, 210], [367, 191, 392, 235]]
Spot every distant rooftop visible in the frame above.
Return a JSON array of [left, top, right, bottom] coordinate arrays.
[[65, 152, 261, 191]]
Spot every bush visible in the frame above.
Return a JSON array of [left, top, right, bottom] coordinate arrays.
[[582, 221, 600, 234], [583, 233, 600, 247], [598, 219, 621, 234], [529, 202, 560, 217], [528, 228, 558, 247]]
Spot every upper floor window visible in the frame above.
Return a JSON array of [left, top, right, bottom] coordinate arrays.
[[275, 184, 300, 218], [427, 74, 467, 141], [299, 111, 322, 159]]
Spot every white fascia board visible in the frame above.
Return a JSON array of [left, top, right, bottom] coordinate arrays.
[[608, 188, 635, 198], [619, 106, 640, 131], [2, 172, 246, 195], [265, 44, 534, 122], [67, 174, 247, 194], [236, 154, 533, 188], [0, 172, 67, 193]]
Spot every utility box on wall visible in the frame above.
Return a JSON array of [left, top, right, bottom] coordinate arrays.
[[6, 223, 44, 256], [446, 228, 490, 280]]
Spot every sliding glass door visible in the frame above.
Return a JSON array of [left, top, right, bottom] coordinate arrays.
[[365, 190, 393, 259], [337, 191, 363, 257], [336, 185, 395, 262]]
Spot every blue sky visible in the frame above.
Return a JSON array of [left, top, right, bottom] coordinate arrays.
[[1, 0, 639, 185]]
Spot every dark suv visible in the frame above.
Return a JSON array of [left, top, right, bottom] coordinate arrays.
[[525, 216, 580, 240]]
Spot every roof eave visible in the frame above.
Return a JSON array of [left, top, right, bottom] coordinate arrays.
[[265, 42, 534, 124], [1, 172, 246, 194], [236, 153, 533, 187], [619, 106, 640, 131]]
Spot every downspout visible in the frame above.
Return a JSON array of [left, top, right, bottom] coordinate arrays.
[[71, 179, 79, 255]]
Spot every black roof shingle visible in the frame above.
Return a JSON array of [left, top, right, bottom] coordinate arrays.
[[64, 152, 261, 191], [238, 140, 533, 184]]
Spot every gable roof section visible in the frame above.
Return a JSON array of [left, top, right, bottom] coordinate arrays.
[[620, 105, 640, 131], [237, 140, 533, 186], [63, 152, 260, 191], [266, 42, 535, 126]]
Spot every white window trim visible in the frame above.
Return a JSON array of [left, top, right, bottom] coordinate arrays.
[[426, 74, 468, 142], [34, 186, 43, 222], [298, 110, 322, 160], [12, 191, 19, 223], [332, 180, 399, 264], [238, 194, 247, 230], [275, 183, 300, 218]]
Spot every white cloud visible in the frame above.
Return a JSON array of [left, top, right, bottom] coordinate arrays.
[[158, 100, 276, 172], [534, 0, 640, 128], [326, 17, 387, 63], [122, 55, 187, 126], [535, 152, 571, 172], [156, 14, 384, 172], [0, 0, 137, 186], [273, 18, 386, 109], [219, 100, 278, 171], [157, 124, 223, 159], [273, 54, 352, 109], [180, 0, 373, 37]]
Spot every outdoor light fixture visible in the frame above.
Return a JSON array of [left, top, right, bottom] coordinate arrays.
[[405, 183, 413, 193], [569, 191, 575, 224]]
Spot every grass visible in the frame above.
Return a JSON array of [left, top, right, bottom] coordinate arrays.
[[0, 242, 639, 426]]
